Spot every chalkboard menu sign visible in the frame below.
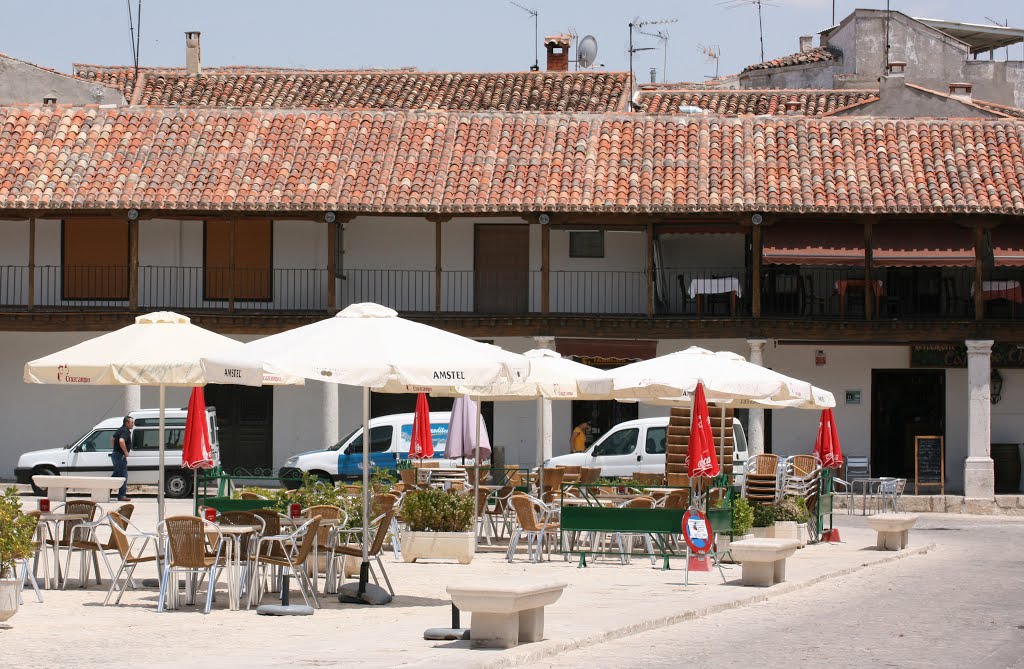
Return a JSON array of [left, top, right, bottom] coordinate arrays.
[[914, 436, 945, 494]]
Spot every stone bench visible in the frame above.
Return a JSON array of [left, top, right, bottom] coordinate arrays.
[[867, 513, 918, 551], [446, 581, 567, 649], [729, 538, 801, 587], [32, 475, 125, 502]]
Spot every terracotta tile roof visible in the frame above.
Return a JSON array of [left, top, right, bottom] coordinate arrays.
[[73, 64, 632, 111], [636, 89, 878, 115], [973, 100, 1024, 119], [0, 106, 1023, 215], [743, 47, 838, 73]]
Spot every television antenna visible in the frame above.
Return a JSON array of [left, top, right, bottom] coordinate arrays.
[[638, 28, 670, 82], [628, 17, 677, 100], [984, 16, 1011, 60], [719, 0, 778, 64], [509, 1, 540, 71], [698, 43, 721, 79], [125, 0, 142, 84]]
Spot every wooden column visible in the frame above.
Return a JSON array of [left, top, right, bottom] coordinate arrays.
[[435, 219, 443, 313], [541, 222, 550, 314], [27, 217, 35, 310], [228, 218, 236, 312], [326, 221, 337, 313], [864, 219, 874, 320], [646, 223, 655, 317], [751, 220, 762, 318], [128, 216, 139, 311], [974, 226, 984, 320]]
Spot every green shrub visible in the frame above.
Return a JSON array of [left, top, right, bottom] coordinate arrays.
[[775, 496, 810, 524], [0, 487, 36, 577], [401, 488, 474, 533], [731, 497, 754, 536], [752, 502, 778, 528]]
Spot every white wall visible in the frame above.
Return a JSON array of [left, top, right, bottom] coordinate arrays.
[[0, 219, 29, 304], [550, 229, 646, 314]]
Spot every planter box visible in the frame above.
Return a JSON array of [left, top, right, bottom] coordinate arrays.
[[402, 531, 474, 564], [0, 578, 18, 623], [796, 523, 809, 548], [773, 521, 798, 542], [716, 533, 753, 563], [749, 525, 774, 539]]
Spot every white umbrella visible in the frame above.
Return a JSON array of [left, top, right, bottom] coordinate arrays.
[[201, 302, 529, 597], [23, 311, 299, 521]]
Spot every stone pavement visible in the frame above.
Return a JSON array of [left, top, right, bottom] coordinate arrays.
[[2, 497, 958, 668]]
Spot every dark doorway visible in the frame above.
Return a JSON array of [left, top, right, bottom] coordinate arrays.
[[204, 384, 274, 471], [571, 400, 638, 451], [871, 370, 945, 481], [474, 224, 529, 314], [370, 392, 494, 444]]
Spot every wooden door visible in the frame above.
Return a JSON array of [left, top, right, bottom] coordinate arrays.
[[475, 225, 529, 314], [204, 384, 274, 471]]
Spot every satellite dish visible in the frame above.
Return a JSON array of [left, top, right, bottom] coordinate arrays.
[[577, 35, 599, 68]]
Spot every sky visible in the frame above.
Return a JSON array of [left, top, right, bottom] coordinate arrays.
[[2, 0, 1022, 83]]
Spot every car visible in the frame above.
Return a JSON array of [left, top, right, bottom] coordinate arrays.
[[546, 415, 748, 484], [279, 411, 464, 485], [15, 407, 220, 499]]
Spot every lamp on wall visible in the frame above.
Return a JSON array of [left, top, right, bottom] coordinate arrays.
[[991, 368, 1003, 404]]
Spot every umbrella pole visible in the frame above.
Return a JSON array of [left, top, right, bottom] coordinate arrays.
[[473, 397, 482, 552], [536, 397, 544, 498], [360, 386, 371, 596], [158, 384, 166, 523], [720, 404, 725, 481]]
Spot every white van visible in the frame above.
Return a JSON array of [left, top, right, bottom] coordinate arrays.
[[15, 407, 219, 499], [280, 411, 467, 484], [546, 416, 748, 483]]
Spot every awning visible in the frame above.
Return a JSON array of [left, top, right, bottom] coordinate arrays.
[[762, 222, 865, 266], [872, 223, 974, 267], [992, 225, 1024, 267]]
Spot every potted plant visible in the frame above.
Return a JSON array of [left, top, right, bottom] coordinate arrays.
[[772, 496, 811, 547], [712, 497, 754, 562], [397, 459, 418, 486], [750, 501, 778, 538], [400, 488, 475, 564], [0, 487, 36, 623]]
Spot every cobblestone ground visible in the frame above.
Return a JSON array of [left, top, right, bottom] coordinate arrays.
[[525, 514, 1024, 669]]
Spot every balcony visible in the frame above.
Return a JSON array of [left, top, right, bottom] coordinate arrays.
[[0, 265, 1018, 325]]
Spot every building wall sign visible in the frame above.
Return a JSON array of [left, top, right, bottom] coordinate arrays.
[[845, 390, 861, 405], [911, 343, 1024, 368]]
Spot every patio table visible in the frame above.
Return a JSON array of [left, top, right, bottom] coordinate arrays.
[[851, 478, 889, 516], [208, 524, 259, 611], [36, 512, 88, 588]]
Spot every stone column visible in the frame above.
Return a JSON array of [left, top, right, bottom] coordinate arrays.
[[746, 339, 768, 457], [123, 385, 141, 415], [534, 336, 555, 461], [322, 381, 339, 450], [965, 340, 994, 500]]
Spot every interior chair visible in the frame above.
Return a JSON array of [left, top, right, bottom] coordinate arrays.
[[158, 515, 223, 614], [799, 275, 827, 316], [103, 510, 162, 606], [506, 493, 560, 563], [249, 516, 322, 609], [334, 511, 397, 596]]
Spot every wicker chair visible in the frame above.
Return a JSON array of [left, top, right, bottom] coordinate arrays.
[[743, 454, 781, 502], [633, 472, 665, 486], [506, 493, 560, 563], [63, 503, 135, 590], [302, 505, 344, 593], [103, 510, 162, 606], [249, 516, 323, 609], [579, 467, 602, 484], [238, 491, 266, 500], [615, 496, 657, 565], [334, 510, 397, 596], [45, 500, 101, 588], [666, 472, 691, 488], [158, 515, 223, 614]]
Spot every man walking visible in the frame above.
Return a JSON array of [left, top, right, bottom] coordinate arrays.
[[111, 415, 133, 501]]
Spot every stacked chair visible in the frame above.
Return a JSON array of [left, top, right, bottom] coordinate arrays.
[[743, 453, 781, 502], [665, 406, 736, 490]]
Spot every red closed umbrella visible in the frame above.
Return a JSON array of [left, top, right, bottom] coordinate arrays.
[[409, 392, 434, 460], [687, 383, 720, 478], [813, 408, 844, 469], [182, 387, 214, 469]]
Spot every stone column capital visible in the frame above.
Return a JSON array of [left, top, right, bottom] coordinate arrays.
[[965, 340, 994, 355], [746, 338, 769, 349]]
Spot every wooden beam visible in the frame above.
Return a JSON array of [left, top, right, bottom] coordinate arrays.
[[974, 225, 984, 320], [435, 218, 442, 313], [751, 222, 762, 318], [541, 222, 550, 314], [646, 223, 655, 318], [128, 217, 139, 311], [27, 217, 35, 310], [864, 219, 873, 320], [326, 221, 337, 313]]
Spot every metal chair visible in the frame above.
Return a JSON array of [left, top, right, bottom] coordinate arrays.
[[158, 515, 224, 614], [103, 511, 162, 606], [17, 511, 44, 604], [249, 515, 322, 609], [334, 511, 397, 596], [506, 493, 560, 563]]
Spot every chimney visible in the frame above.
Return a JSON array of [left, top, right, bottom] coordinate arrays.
[[880, 61, 907, 94], [544, 34, 571, 72], [948, 82, 973, 101], [42, 96, 57, 105], [785, 99, 802, 115], [649, 68, 657, 84], [887, 61, 907, 76], [185, 31, 202, 75], [799, 35, 814, 53]]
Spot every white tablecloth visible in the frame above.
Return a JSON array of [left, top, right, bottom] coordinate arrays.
[[688, 277, 743, 299]]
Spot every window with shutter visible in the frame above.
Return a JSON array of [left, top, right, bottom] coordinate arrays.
[[62, 218, 129, 300], [204, 219, 272, 301]]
